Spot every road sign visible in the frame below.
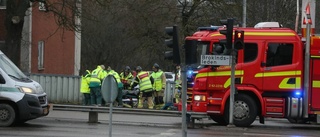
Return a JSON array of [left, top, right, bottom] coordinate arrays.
[[200, 55, 231, 66], [101, 75, 118, 103], [301, 0, 315, 29]]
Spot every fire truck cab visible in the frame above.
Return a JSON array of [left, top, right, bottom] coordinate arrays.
[[183, 22, 320, 127]]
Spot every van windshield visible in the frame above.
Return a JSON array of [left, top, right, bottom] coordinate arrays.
[[0, 54, 29, 81]]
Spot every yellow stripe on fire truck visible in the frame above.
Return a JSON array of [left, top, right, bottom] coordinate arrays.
[[255, 71, 301, 77], [244, 32, 295, 36], [279, 77, 301, 89], [196, 70, 244, 78], [210, 32, 295, 37], [313, 81, 320, 88]]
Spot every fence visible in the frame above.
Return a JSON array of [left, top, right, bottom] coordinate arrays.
[[28, 74, 178, 105], [29, 74, 82, 104]]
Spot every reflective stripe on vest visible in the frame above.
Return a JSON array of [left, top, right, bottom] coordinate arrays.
[[120, 72, 133, 83], [89, 69, 102, 86]]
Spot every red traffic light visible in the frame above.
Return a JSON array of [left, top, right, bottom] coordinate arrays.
[[236, 32, 242, 39], [234, 30, 244, 49]]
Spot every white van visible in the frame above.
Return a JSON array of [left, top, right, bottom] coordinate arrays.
[[0, 51, 49, 126]]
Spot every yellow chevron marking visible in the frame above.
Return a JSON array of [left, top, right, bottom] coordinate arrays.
[[224, 77, 243, 88], [279, 77, 301, 89]]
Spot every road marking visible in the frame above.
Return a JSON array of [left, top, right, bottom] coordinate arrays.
[[150, 129, 179, 137], [243, 133, 313, 137]]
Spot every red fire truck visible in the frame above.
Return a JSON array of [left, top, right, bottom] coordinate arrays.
[[181, 22, 320, 127]]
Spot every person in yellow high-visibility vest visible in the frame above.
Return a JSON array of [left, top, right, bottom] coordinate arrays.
[[131, 66, 154, 109], [89, 65, 106, 106], [120, 66, 134, 90], [174, 65, 182, 103], [105, 66, 124, 107], [80, 70, 91, 105], [151, 63, 166, 109]]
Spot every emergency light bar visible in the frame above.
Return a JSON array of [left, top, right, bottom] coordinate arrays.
[[254, 22, 281, 28], [197, 26, 219, 31]]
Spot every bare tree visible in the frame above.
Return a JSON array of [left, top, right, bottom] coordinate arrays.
[[3, 0, 319, 74], [3, 0, 30, 67]]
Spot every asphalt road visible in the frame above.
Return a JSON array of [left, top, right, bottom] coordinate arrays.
[[0, 110, 320, 137]]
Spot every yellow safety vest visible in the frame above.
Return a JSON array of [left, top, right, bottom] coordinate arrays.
[[89, 66, 104, 87], [151, 71, 164, 91], [137, 71, 153, 92], [80, 70, 91, 93]]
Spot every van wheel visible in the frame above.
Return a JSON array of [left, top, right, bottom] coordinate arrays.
[[0, 104, 16, 127], [225, 94, 257, 127]]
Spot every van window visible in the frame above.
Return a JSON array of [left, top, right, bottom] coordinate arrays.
[[266, 43, 293, 67], [243, 43, 258, 63], [0, 53, 29, 81]]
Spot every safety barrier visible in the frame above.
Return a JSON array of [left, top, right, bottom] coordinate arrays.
[[52, 104, 208, 125]]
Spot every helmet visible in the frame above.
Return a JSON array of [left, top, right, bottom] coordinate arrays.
[[125, 66, 131, 72], [153, 63, 160, 69], [100, 65, 105, 69], [136, 66, 142, 72]]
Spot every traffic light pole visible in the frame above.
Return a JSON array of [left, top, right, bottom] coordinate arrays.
[[181, 65, 187, 137], [228, 44, 236, 126]]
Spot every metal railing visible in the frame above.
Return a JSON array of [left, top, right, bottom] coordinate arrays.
[[52, 104, 208, 118]]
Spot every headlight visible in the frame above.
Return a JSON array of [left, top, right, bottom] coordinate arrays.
[[17, 86, 36, 94], [194, 95, 206, 101]]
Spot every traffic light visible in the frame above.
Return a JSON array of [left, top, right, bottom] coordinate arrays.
[[219, 19, 234, 49], [164, 25, 181, 65], [234, 30, 244, 49]]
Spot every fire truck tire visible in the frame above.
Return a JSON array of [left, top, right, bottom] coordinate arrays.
[[209, 115, 228, 125], [0, 103, 16, 127], [224, 94, 257, 127]]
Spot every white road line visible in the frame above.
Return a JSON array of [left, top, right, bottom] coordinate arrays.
[[150, 129, 179, 137], [243, 133, 313, 137]]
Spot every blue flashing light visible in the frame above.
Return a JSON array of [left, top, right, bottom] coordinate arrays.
[[294, 91, 302, 97], [187, 70, 193, 78]]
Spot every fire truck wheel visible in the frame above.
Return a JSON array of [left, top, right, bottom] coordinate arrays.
[[209, 115, 228, 125], [232, 94, 257, 127], [0, 103, 16, 127]]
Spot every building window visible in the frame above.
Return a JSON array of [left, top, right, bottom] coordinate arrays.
[[39, 2, 46, 11], [38, 41, 44, 70], [0, 0, 7, 9]]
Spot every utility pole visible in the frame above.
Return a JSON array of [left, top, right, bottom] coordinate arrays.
[[242, 0, 246, 27]]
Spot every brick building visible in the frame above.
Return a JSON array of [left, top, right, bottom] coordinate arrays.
[[0, 1, 80, 75]]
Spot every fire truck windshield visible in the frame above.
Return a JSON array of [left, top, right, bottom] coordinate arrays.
[[185, 40, 209, 69]]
